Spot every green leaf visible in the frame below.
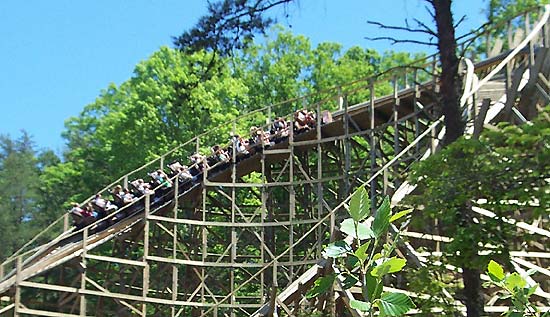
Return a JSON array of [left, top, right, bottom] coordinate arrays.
[[372, 196, 391, 238], [323, 240, 351, 258], [504, 273, 527, 292], [341, 274, 359, 290], [527, 284, 538, 296], [340, 218, 375, 240], [389, 208, 413, 223], [350, 299, 372, 312], [487, 260, 505, 282], [349, 186, 369, 221], [365, 269, 383, 301], [306, 274, 336, 299], [371, 258, 406, 277], [346, 255, 360, 269], [376, 292, 415, 316], [354, 241, 371, 264]]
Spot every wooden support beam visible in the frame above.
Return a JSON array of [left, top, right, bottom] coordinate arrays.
[[473, 98, 491, 139]]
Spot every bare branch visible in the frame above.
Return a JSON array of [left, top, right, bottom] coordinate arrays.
[[365, 36, 437, 46], [454, 14, 467, 29], [412, 18, 437, 36], [367, 20, 435, 35], [424, 4, 436, 21], [222, 0, 293, 26], [456, 21, 492, 42]]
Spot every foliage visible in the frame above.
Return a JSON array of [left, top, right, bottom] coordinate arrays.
[[233, 26, 425, 114], [307, 186, 415, 316], [0, 132, 60, 261], [488, 0, 548, 23], [403, 254, 462, 316], [407, 107, 550, 270], [174, 0, 293, 56], [47, 47, 247, 202], [406, 106, 550, 315], [486, 260, 549, 316]]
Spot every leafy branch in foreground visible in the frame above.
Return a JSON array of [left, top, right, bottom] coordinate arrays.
[[486, 260, 549, 317], [307, 186, 415, 316]]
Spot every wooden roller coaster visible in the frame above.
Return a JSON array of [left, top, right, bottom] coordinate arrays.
[[1, 5, 549, 316]]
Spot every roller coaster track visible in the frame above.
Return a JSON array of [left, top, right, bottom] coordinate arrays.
[[1, 5, 549, 316]]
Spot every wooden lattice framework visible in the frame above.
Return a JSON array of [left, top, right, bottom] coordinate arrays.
[[1, 6, 549, 317]]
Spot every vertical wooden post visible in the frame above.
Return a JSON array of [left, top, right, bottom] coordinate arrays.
[[195, 137, 200, 155], [369, 80, 377, 211], [80, 228, 88, 317], [393, 76, 401, 190], [526, 13, 535, 68], [507, 21, 513, 51], [142, 194, 150, 316], [0, 262, 4, 280], [432, 55, 439, 93], [485, 31, 490, 58], [337, 87, 343, 111], [431, 126, 437, 155], [413, 70, 420, 153], [260, 150, 266, 300], [201, 167, 207, 312], [316, 102, 324, 252], [289, 103, 296, 280], [343, 93, 350, 196], [268, 260, 278, 317], [289, 184, 295, 278], [171, 265, 178, 317], [544, 8, 549, 48], [63, 213, 69, 232], [172, 175, 179, 317], [505, 60, 512, 110], [160, 156, 164, 171], [230, 122, 237, 317], [14, 256, 22, 317], [123, 175, 128, 190]]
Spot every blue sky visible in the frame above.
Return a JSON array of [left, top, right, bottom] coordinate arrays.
[[0, 0, 488, 153]]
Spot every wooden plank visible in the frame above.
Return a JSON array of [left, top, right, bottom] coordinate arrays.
[[252, 260, 326, 316], [20, 281, 262, 309], [263, 149, 291, 155], [472, 206, 550, 237], [400, 231, 453, 243], [85, 277, 142, 316], [204, 175, 343, 188], [14, 256, 21, 317], [517, 47, 549, 119], [17, 308, 92, 317], [0, 304, 14, 315], [146, 255, 318, 268], [489, 38, 504, 57], [84, 254, 145, 267], [512, 257, 550, 277]]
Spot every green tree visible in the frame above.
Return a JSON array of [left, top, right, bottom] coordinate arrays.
[[0, 132, 58, 261], [232, 27, 314, 113], [50, 47, 248, 202], [406, 107, 550, 315]]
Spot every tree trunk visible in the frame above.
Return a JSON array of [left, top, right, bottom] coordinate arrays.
[[462, 267, 483, 317], [431, 2, 481, 316], [431, 0, 464, 145]]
